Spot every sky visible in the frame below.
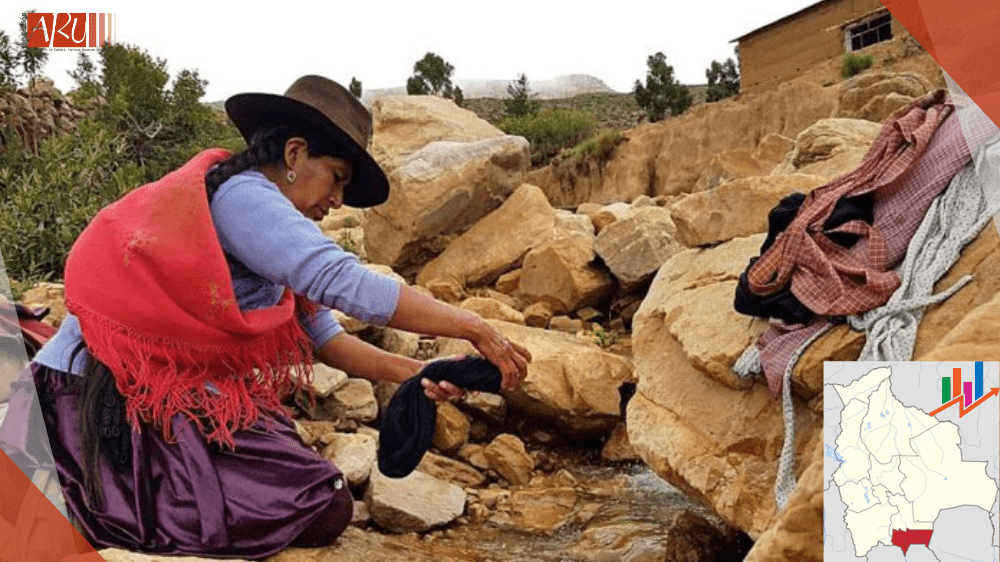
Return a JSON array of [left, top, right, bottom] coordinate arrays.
[[2, 0, 819, 102]]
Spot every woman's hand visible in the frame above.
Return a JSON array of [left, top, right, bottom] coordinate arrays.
[[469, 320, 532, 391], [420, 377, 466, 402]]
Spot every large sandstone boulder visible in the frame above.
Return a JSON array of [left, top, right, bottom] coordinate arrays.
[[365, 136, 530, 272], [669, 174, 828, 247], [743, 438, 824, 562], [770, 118, 881, 180], [370, 95, 505, 168], [416, 183, 556, 291], [518, 231, 614, 314], [694, 148, 765, 192], [627, 234, 821, 538], [836, 71, 935, 123], [366, 470, 467, 533], [594, 206, 684, 290], [438, 321, 633, 437]]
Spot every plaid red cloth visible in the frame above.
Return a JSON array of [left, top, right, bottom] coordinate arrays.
[[753, 90, 1000, 392], [747, 90, 953, 316]]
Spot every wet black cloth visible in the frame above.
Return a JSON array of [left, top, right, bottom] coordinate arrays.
[[734, 191, 875, 325], [378, 356, 502, 478]]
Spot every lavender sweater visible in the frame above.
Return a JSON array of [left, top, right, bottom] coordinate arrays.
[[34, 168, 400, 375]]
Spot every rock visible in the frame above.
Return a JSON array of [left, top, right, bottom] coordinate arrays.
[[509, 487, 578, 534], [425, 279, 464, 302], [28, 77, 55, 98], [461, 391, 507, 423], [268, 526, 466, 562], [836, 71, 935, 123], [662, 510, 754, 562], [319, 206, 365, 231], [743, 439, 823, 562], [99, 550, 250, 562], [365, 136, 530, 272], [919, 291, 1000, 361], [417, 183, 556, 291], [694, 148, 765, 192], [432, 402, 470, 453], [20, 282, 66, 328], [575, 307, 602, 323], [440, 321, 634, 436], [670, 174, 828, 247], [482, 433, 534, 485], [554, 210, 596, 234], [771, 118, 881, 180], [519, 231, 614, 314], [549, 316, 584, 333], [601, 422, 640, 462], [587, 202, 636, 233], [495, 269, 522, 294], [370, 95, 505, 169], [415, 451, 486, 488], [330, 378, 378, 422], [523, 302, 553, 328], [627, 234, 822, 537], [331, 309, 372, 335], [366, 470, 466, 533], [327, 226, 366, 260], [379, 328, 421, 358], [755, 133, 796, 169], [594, 206, 684, 289], [306, 363, 349, 398], [351, 500, 371, 526], [456, 443, 491, 471], [295, 420, 339, 446], [792, 324, 865, 403], [631, 194, 657, 207], [459, 297, 525, 325], [565, 521, 668, 562], [915, 223, 1000, 359], [321, 433, 377, 488]]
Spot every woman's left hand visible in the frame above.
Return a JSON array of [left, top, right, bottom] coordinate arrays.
[[470, 321, 532, 391], [421, 377, 466, 402]]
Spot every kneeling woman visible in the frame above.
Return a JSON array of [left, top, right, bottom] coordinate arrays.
[[8, 75, 530, 557]]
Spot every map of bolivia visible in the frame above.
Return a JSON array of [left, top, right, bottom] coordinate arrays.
[[831, 366, 998, 558]]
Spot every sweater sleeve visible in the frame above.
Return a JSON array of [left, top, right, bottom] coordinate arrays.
[[210, 171, 400, 326]]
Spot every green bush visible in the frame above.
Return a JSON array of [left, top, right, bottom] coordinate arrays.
[[0, 119, 144, 283], [498, 108, 596, 165], [633, 52, 692, 122], [557, 129, 624, 165], [841, 52, 875, 79]]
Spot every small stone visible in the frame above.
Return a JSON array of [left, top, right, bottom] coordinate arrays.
[[549, 316, 584, 333], [483, 434, 534, 486], [321, 433, 377, 488], [575, 307, 603, 323], [523, 302, 553, 328], [432, 402, 470, 453], [331, 378, 378, 422], [366, 470, 467, 533]]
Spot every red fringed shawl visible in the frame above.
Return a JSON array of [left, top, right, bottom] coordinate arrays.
[[64, 149, 314, 447]]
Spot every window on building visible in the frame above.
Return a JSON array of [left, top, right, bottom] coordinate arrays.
[[846, 13, 892, 51]]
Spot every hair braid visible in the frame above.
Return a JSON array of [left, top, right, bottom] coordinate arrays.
[[204, 125, 291, 202]]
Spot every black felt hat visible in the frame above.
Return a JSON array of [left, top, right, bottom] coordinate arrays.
[[225, 75, 389, 208]]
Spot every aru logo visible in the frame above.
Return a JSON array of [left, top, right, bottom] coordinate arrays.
[[25, 13, 115, 49]]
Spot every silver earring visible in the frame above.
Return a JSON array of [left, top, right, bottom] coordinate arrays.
[[287, 170, 297, 184]]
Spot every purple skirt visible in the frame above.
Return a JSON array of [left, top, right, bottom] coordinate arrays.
[[4, 364, 352, 559]]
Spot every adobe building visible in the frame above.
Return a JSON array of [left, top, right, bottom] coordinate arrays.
[[733, 0, 906, 93]]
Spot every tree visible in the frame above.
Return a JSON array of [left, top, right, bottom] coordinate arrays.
[[406, 52, 461, 103], [451, 85, 464, 107], [633, 52, 691, 122], [0, 31, 17, 89], [349, 76, 362, 98], [504, 73, 539, 117], [705, 58, 740, 102], [67, 52, 100, 101]]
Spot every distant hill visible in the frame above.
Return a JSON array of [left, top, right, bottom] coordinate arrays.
[[359, 74, 616, 105]]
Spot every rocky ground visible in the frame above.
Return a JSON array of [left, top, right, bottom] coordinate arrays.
[[14, 32, 999, 562]]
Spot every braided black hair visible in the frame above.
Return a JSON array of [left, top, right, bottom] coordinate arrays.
[[205, 122, 348, 202]]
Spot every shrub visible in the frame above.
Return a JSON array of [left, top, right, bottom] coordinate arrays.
[[0, 119, 144, 283], [557, 129, 625, 165], [504, 73, 539, 117], [498, 108, 596, 166], [841, 52, 875, 79]]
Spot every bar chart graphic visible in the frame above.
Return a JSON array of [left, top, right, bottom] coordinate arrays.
[[932, 362, 999, 418]]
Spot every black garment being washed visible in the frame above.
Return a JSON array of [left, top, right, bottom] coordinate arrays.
[[734, 191, 875, 325], [378, 356, 502, 478]]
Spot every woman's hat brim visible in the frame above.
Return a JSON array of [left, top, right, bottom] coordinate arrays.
[[225, 92, 389, 208]]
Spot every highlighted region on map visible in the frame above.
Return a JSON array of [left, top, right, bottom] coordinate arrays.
[[825, 363, 999, 559]]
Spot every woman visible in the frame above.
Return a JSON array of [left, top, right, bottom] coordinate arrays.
[[7, 75, 531, 557]]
